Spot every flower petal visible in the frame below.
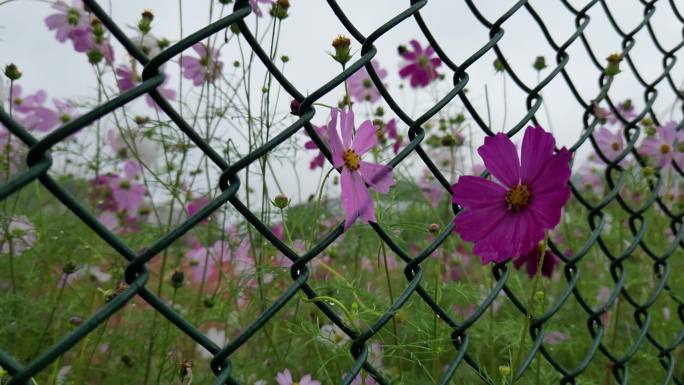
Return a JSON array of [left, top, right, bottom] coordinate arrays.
[[478, 133, 520, 188], [472, 211, 544, 264], [451, 175, 507, 210], [454, 204, 509, 243], [520, 125, 556, 184], [326, 108, 344, 167], [359, 161, 394, 193], [352, 120, 378, 155], [340, 107, 354, 148]]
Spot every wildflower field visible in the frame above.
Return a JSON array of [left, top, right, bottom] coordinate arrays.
[[1, 1, 683, 385]]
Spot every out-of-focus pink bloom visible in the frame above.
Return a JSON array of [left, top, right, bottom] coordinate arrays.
[[186, 195, 211, 219], [639, 121, 681, 169], [418, 171, 443, 208], [57, 264, 112, 288], [594, 126, 624, 164], [116, 65, 176, 110], [319, 324, 350, 347], [180, 43, 223, 86], [348, 60, 387, 103], [185, 240, 231, 284], [10, 85, 59, 132], [512, 245, 559, 278], [53, 98, 79, 124], [44, 0, 89, 43], [544, 331, 569, 345], [327, 108, 395, 229], [276, 369, 321, 385], [271, 222, 284, 240], [0, 216, 36, 256], [398, 40, 442, 88], [608, 100, 636, 125], [577, 163, 603, 196], [249, 0, 274, 17], [304, 124, 328, 170], [349, 373, 379, 385], [381, 119, 402, 154], [108, 170, 146, 214], [451, 126, 572, 264], [196, 327, 227, 360]]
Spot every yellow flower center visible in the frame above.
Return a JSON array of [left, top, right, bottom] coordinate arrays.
[[334, 333, 344, 343], [611, 142, 620, 151], [293, 383, 299, 385], [343, 148, 361, 171], [506, 184, 531, 211], [660, 143, 671, 154]]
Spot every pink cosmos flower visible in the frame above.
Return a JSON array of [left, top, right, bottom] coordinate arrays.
[[10, 85, 59, 132], [512, 245, 559, 278], [249, 0, 274, 17], [418, 171, 443, 208], [0, 216, 36, 256], [304, 124, 328, 170], [57, 264, 111, 288], [108, 162, 146, 214], [116, 65, 176, 110], [608, 100, 636, 125], [186, 195, 211, 217], [594, 126, 624, 164], [639, 121, 683, 169], [276, 369, 320, 385], [398, 40, 442, 88], [544, 331, 569, 345], [348, 60, 387, 103], [349, 373, 379, 385], [185, 240, 231, 284], [577, 162, 603, 197], [327, 108, 395, 229], [44, 0, 89, 43], [451, 126, 572, 264], [180, 43, 223, 86], [378, 118, 402, 154]]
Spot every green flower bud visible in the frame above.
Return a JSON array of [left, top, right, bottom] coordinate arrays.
[[493, 58, 505, 73], [4, 63, 22, 81], [171, 270, 184, 289], [605, 53, 621, 76], [533, 55, 547, 71], [138, 10, 154, 34], [269, 0, 290, 20], [331, 35, 352, 65], [499, 365, 511, 377], [272, 194, 290, 209]]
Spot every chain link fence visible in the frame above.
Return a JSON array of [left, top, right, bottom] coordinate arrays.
[[1, 0, 683, 384]]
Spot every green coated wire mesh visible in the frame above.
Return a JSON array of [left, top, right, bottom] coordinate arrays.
[[1, 0, 684, 384]]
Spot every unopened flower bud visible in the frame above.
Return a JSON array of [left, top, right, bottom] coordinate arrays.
[[498, 365, 511, 377], [641, 166, 655, 177], [493, 58, 505, 73], [4, 63, 22, 81], [158, 38, 170, 50], [605, 53, 621, 76], [338, 95, 351, 108], [281, 55, 289, 63], [645, 126, 656, 136], [454, 113, 465, 124], [138, 10, 154, 33], [69, 316, 84, 326], [270, 0, 290, 19], [331, 35, 352, 65], [170, 270, 184, 289], [63, 262, 77, 274], [535, 290, 545, 302], [375, 106, 384, 116], [440, 134, 456, 147], [641, 117, 654, 128], [272, 194, 290, 209], [134, 116, 149, 125], [87, 49, 104, 64], [397, 45, 407, 56], [290, 99, 301, 116], [428, 223, 440, 235], [230, 23, 240, 34], [533, 55, 547, 71], [203, 297, 215, 308]]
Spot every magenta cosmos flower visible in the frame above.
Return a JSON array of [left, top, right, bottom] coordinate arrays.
[[594, 126, 624, 164], [398, 40, 442, 88], [512, 244, 560, 278], [327, 108, 395, 229], [44, 0, 89, 43], [116, 65, 176, 110], [304, 124, 328, 170], [180, 43, 223, 86], [639, 121, 683, 169], [276, 369, 320, 385], [348, 59, 387, 103], [249, 0, 274, 17], [451, 126, 572, 264]]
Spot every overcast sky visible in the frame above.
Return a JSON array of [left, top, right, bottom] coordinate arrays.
[[1, 0, 683, 203]]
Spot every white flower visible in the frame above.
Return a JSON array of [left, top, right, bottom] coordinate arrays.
[[56, 365, 72, 385], [319, 324, 349, 347], [196, 327, 227, 360]]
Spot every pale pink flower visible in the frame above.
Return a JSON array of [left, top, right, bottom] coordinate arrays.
[[180, 43, 223, 86], [276, 369, 320, 385], [347, 60, 387, 103]]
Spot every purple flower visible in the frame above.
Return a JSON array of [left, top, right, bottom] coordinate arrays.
[[180, 43, 223, 86], [608, 100, 636, 125], [116, 65, 176, 110], [594, 126, 624, 164], [44, 0, 89, 43], [418, 171, 443, 208], [249, 0, 274, 17], [349, 373, 379, 385], [577, 163, 603, 196], [185, 240, 231, 284], [347, 60, 387, 103], [451, 126, 572, 264], [512, 245, 560, 278], [10, 85, 59, 132], [0, 216, 36, 256], [304, 124, 328, 170], [398, 40, 442, 88], [327, 108, 395, 229], [276, 369, 320, 385], [639, 121, 682, 169], [544, 331, 569, 345], [383, 119, 402, 154], [108, 166, 146, 214]]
